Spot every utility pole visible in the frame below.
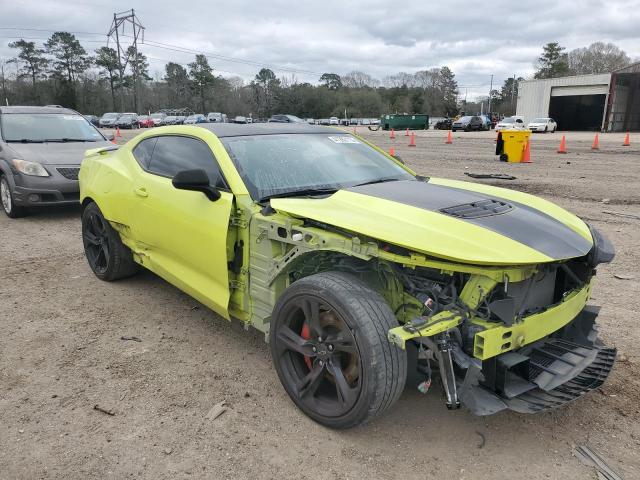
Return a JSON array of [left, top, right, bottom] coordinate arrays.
[[108, 9, 145, 112], [511, 74, 516, 115], [487, 74, 494, 113]]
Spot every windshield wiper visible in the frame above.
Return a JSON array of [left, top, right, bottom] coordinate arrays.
[[5, 139, 45, 143], [43, 138, 96, 143], [351, 177, 403, 188], [260, 187, 339, 202]]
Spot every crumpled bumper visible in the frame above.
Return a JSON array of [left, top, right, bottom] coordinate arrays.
[[457, 306, 616, 415]]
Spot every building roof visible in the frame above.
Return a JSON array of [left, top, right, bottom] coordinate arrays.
[[614, 61, 640, 74], [198, 122, 335, 137]]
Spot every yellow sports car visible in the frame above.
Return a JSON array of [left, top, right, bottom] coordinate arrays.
[[79, 123, 615, 428]]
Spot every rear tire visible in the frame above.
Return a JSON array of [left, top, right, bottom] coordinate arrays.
[[82, 202, 138, 281], [500, 153, 509, 162], [0, 174, 28, 218], [270, 271, 407, 429]]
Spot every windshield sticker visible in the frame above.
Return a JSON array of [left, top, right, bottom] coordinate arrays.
[[328, 136, 360, 144]]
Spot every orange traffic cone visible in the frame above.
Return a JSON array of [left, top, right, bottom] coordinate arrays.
[[116, 126, 121, 138], [522, 140, 531, 163], [623, 132, 630, 146], [389, 147, 396, 156], [405, 128, 410, 137], [557, 135, 567, 154], [111, 138, 117, 144], [591, 133, 599, 150], [409, 132, 416, 147], [390, 128, 396, 140], [445, 130, 453, 144]]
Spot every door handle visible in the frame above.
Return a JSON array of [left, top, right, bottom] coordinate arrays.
[[134, 186, 148, 197]]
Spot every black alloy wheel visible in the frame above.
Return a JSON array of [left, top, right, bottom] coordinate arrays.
[[83, 207, 111, 275], [270, 272, 406, 429], [81, 202, 138, 281], [273, 295, 362, 418]]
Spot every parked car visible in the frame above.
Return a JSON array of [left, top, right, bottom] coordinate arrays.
[[361, 118, 371, 126], [184, 114, 207, 125], [164, 116, 179, 125], [99, 112, 120, 128], [268, 115, 305, 123], [495, 116, 526, 131], [175, 115, 186, 125], [451, 115, 485, 132], [0, 105, 112, 218], [528, 117, 557, 133], [207, 112, 227, 123], [233, 116, 248, 124], [137, 115, 154, 128], [319, 118, 330, 125], [79, 122, 615, 428], [150, 113, 167, 126], [429, 117, 452, 130], [329, 117, 339, 125], [84, 114, 100, 127], [116, 113, 139, 129]]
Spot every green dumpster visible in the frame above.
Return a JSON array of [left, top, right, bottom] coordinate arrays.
[[381, 114, 429, 131], [496, 130, 531, 163]]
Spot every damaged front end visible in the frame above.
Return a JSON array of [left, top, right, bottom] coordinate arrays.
[[387, 230, 616, 415]]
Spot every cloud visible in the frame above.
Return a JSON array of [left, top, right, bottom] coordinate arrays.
[[1, 0, 639, 98]]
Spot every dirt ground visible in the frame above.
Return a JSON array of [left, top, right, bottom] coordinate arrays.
[[1, 127, 639, 479]]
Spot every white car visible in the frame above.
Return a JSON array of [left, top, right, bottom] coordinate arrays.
[[527, 117, 557, 133], [329, 116, 339, 125], [495, 116, 526, 131]]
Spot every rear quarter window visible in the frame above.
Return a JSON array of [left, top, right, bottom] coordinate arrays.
[[132, 137, 157, 169]]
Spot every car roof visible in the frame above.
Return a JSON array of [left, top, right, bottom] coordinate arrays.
[[198, 123, 336, 137], [0, 105, 78, 115]]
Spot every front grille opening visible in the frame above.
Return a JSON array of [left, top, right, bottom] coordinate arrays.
[[57, 167, 80, 180]]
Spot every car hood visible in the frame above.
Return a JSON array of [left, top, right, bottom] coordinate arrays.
[[270, 178, 593, 265], [7, 141, 113, 166]]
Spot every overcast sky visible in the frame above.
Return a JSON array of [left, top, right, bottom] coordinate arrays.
[[1, 0, 639, 98]]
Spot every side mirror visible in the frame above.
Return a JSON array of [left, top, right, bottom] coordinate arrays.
[[172, 169, 221, 201], [392, 154, 405, 164]]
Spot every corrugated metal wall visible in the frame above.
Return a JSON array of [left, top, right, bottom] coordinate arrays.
[[516, 74, 611, 125]]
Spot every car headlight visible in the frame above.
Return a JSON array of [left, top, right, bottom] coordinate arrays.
[[11, 159, 49, 177], [587, 224, 615, 266]]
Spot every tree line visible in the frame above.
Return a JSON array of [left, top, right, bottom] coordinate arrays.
[[1, 32, 633, 119]]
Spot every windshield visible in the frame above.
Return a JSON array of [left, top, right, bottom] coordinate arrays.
[[458, 116, 472, 122], [532, 118, 549, 123], [102, 112, 119, 119], [501, 118, 515, 123], [222, 133, 414, 201], [1, 113, 105, 142], [138, 115, 148, 120], [120, 115, 134, 120], [151, 113, 164, 119]]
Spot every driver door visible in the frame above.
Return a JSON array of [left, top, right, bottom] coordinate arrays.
[[129, 134, 233, 318]]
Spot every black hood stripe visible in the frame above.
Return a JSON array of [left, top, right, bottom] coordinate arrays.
[[346, 180, 592, 260]]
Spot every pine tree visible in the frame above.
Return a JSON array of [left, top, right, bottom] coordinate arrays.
[[534, 42, 570, 79]]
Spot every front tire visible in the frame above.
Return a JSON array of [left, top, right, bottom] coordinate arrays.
[[0, 174, 27, 218], [270, 272, 407, 429], [81, 202, 138, 281]]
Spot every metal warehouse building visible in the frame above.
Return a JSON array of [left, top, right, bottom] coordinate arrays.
[[516, 62, 640, 132]]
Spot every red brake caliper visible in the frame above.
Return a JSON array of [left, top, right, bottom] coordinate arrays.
[[301, 323, 313, 370]]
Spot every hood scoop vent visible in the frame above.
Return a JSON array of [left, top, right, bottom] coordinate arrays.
[[440, 198, 513, 219]]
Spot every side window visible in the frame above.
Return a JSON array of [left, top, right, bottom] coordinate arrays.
[[147, 135, 227, 189], [132, 137, 157, 169]]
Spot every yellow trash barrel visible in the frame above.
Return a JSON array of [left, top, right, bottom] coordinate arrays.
[[496, 130, 531, 163]]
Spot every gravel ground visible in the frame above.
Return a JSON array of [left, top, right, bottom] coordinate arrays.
[[1, 127, 639, 479]]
